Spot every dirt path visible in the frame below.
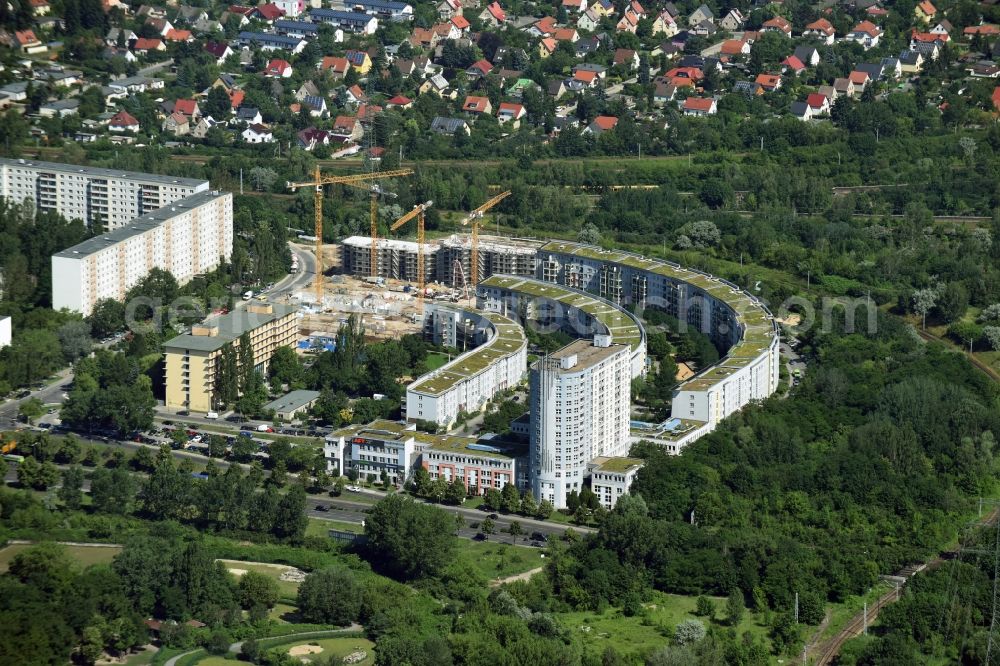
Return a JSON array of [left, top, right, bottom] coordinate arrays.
[[489, 566, 544, 588]]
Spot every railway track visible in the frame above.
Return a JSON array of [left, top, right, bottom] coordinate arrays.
[[813, 506, 1000, 664]]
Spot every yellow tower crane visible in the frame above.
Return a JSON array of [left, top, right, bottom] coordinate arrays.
[[390, 200, 433, 307], [460, 190, 511, 287], [286, 166, 413, 303]]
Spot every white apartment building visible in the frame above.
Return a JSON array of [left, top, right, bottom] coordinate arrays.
[[588, 456, 644, 509], [530, 336, 632, 509], [323, 419, 424, 485], [0, 158, 210, 229], [406, 305, 527, 428], [51, 191, 233, 315]]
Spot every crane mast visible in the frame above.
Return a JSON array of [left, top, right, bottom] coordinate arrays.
[[460, 190, 511, 286], [286, 167, 412, 304]]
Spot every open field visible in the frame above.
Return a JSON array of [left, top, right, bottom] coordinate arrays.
[[215, 559, 303, 598], [557, 591, 772, 662], [306, 517, 363, 538], [268, 603, 298, 623], [453, 540, 545, 581], [0, 543, 121, 573], [205, 637, 375, 666]]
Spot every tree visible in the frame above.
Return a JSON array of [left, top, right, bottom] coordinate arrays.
[[445, 477, 466, 505], [237, 570, 280, 610], [57, 319, 93, 363], [985, 326, 1000, 351], [483, 488, 501, 511], [273, 484, 308, 541], [18, 397, 44, 424], [577, 223, 602, 245], [536, 499, 554, 520], [204, 85, 232, 119], [296, 567, 362, 625], [695, 595, 715, 619], [90, 467, 135, 514], [674, 619, 706, 646], [58, 465, 84, 510], [507, 520, 523, 544], [247, 167, 277, 192], [727, 589, 745, 626], [912, 287, 938, 329], [519, 490, 537, 517], [500, 483, 520, 513], [935, 282, 969, 323], [364, 495, 456, 579], [480, 517, 495, 539], [17, 456, 58, 490]]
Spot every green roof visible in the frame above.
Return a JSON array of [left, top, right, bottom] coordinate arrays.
[[479, 275, 645, 352], [329, 419, 413, 442], [536, 240, 778, 390], [408, 308, 526, 396], [163, 303, 296, 354], [422, 433, 526, 460], [592, 456, 644, 473]]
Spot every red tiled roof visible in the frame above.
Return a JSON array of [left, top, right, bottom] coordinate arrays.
[[762, 16, 791, 33], [683, 97, 714, 111], [320, 56, 350, 73], [485, 1, 505, 21], [806, 93, 827, 108], [917, 0, 936, 14], [256, 2, 284, 20], [720, 39, 747, 55], [229, 90, 245, 108], [386, 95, 412, 106], [498, 101, 524, 116], [852, 21, 881, 37], [849, 70, 869, 84], [592, 115, 617, 130], [204, 41, 229, 58], [110, 110, 139, 127], [805, 18, 834, 34], [993, 87, 1000, 111], [451, 14, 470, 29], [553, 28, 577, 40], [574, 69, 597, 82], [174, 99, 198, 115], [755, 73, 781, 88], [133, 37, 162, 50], [164, 28, 192, 41], [462, 95, 490, 111], [15, 29, 39, 44], [468, 59, 493, 75], [782, 55, 805, 70]]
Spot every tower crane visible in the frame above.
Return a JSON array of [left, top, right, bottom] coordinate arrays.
[[343, 180, 398, 279], [460, 190, 511, 287], [390, 200, 433, 307], [286, 166, 413, 304]]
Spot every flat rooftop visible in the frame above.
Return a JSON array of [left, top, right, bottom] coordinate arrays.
[[630, 417, 707, 442], [590, 455, 644, 473], [341, 235, 439, 252], [0, 157, 209, 188], [408, 307, 526, 396], [329, 419, 415, 443], [479, 274, 645, 352], [263, 389, 320, 413], [439, 233, 542, 254], [544, 337, 627, 372], [422, 433, 527, 460], [163, 302, 296, 353], [54, 191, 230, 259]]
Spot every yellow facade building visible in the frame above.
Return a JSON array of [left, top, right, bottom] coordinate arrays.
[[163, 302, 297, 413]]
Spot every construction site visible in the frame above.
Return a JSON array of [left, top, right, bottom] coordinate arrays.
[[283, 168, 527, 344]]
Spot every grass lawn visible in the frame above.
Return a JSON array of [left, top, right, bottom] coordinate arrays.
[[271, 637, 375, 665], [557, 591, 772, 662], [306, 517, 362, 538], [0, 543, 121, 573], [268, 603, 299, 624], [190, 658, 231, 666], [425, 351, 451, 371], [453, 540, 545, 581], [215, 559, 302, 598]]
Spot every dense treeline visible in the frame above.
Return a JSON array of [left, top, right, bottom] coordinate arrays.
[[535, 306, 999, 655], [839, 525, 996, 665]]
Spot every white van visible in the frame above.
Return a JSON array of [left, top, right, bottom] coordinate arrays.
[[206, 411, 219, 419]]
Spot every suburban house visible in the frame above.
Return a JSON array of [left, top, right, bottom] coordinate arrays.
[[242, 123, 273, 142], [264, 59, 293, 77], [479, 2, 505, 26], [430, 116, 471, 134], [497, 102, 526, 125], [761, 16, 791, 36], [584, 115, 618, 135], [162, 112, 190, 135], [846, 21, 882, 49], [914, 0, 936, 23], [462, 95, 492, 114], [683, 97, 717, 116], [108, 110, 140, 132], [803, 18, 835, 44]]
